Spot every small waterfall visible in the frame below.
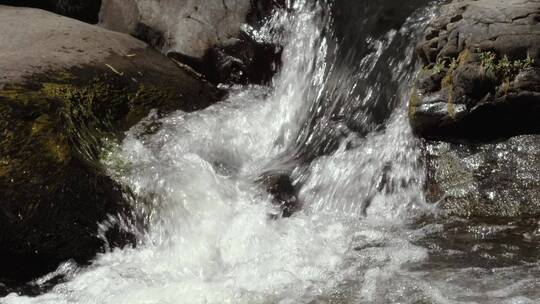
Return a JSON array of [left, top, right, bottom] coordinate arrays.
[[4, 1, 435, 303], [6, 1, 538, 303]]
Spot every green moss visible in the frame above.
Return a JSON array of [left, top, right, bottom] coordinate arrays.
[[0, 158, 9, 178], [30, 114, 70, 163], [0, 65, 193, 183]]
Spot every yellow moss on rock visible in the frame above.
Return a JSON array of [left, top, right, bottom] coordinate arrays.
[[408, 86, 420, 119], [457, 49, 471, 66], [441, 66, 456, 119]]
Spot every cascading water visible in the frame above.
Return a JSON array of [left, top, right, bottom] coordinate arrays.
[[3, 1, 540, 303]]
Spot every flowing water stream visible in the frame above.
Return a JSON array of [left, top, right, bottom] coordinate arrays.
[[3, 1, 540, 303]]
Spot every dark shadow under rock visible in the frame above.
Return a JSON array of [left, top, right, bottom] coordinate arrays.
[[0, 0, 102, 24], [169, 33, 283, 85]]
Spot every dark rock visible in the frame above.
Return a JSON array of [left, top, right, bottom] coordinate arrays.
[[424, 135, 540, 218], [410, 0, 540, 140], [205, 34, 282, 85], [0, 0, 102, 23], [256, 172, 301, 218], [247, 0, 286, 25], [169, 33, 283, 85], [0, 6, 221, 286], [133, 22, 167, 50]]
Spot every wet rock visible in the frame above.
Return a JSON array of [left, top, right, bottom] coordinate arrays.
[[413, 1, 540, 218], [0, 0, 102, 23], [169, 33, 283, 85], [424, 135, 540, 218], [410, 0, 540, 140], [0, 6, 221, 285], [257, 172, 301, 218], [247, 0, 286, 25]]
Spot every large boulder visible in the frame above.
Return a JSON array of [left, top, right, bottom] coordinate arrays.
[[0, 5, 221, 287], [409, 0, 540, 218], [99, 0, 252, 58], [0, 0, 102, 23], [99, 0, 283, 85], [410, 0, 540, 140]]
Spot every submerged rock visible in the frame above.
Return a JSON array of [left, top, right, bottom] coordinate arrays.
[[0, 0, 102, 23], [0, 6, 221, 286], [410, 0, 540, 140], [424, 135, 540, 218], [256, 172, 301, 218]]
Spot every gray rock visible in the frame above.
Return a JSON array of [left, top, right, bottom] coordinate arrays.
[[99, 0, 284, 85], [411, 0, 540, 218], [99, 0, 251, 59], [410, 0, 540, 140], [0, 5, 221, 285], [0, 5, 144, 85], [424, 135, 540, 218]]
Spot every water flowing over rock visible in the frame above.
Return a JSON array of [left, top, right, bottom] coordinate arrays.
[[424, 135, 540, 217], [408, 0, 540, 218], [0, 5, 221, 288], [2, 0, 540, 303]]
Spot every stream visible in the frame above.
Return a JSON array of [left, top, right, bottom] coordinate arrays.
[[3, 0, 540, 303]]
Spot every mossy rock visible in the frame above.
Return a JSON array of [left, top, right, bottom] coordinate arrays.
[[0, 6, 222, 288], [410, 0, 540, 141]]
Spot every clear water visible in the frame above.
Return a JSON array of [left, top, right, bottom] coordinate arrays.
[[3, 1, 540, 303]]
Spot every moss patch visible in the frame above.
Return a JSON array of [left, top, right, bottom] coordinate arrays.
[[408, 86, 420, 118]]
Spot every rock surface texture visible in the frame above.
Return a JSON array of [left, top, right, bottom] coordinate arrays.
[[99, 0, 284, 85], [424, 136, 540, 218], [0, 5, 221, 286], [411, 0, 540, 139], [410, 0, 540, 218], [99, 0, 252, 59]]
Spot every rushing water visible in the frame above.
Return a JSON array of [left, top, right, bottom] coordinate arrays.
[[3, 1, 540, 303]]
